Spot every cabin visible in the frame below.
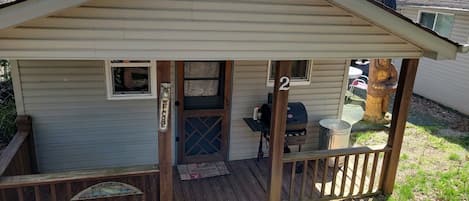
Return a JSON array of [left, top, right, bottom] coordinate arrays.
[[0, 0, 466, 201], [396, 0, 469, 115]]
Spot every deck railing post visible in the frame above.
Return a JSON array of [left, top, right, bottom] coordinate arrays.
[[16, 115, 38, 174], [267, 61, 291, 201], [381, 58, 419, 194], [157, 61, 173, 201]]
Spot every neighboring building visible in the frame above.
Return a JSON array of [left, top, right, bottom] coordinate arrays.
[[397, 0, 469, 115]]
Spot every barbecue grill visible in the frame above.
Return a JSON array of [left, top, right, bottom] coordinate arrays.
[[251, 93, 308, 160], [259, 102, 308, 146]]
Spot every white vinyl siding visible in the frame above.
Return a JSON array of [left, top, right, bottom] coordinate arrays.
[[18, 60, 159, 172], [398, 7, 469, 115], [230, 60, 347, 160], [0, 0, 421, 59]]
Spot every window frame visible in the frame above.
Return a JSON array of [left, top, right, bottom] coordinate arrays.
[[266, 60, 313, 87], [417, 10, 455, 37], [105, 60, 157, 100]]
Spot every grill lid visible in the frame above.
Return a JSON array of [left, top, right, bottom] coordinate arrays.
[[260, 102, 308, 131]]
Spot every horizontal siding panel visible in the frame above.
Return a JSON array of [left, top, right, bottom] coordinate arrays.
[[1, 29, 402, 43], [22, 82, 105, 89], [0, 50, 423, 60], [0, 40, 416, 52], [85, 0, 333, 13], [19, 60, 158, 172], [56, 7, 364, 25], [20, 18, 384, 33]]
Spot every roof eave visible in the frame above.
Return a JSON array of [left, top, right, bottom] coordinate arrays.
[[329, 0, 461, 60]]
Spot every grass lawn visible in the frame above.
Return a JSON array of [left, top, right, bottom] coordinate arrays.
[[351, 124, 468, 201]]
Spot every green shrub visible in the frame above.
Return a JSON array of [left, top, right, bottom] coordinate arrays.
[[0, 60, 16, 143]]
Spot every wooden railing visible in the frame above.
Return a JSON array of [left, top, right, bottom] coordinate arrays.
[[0, 165, 160, 201], [283, 146, 391, 201], [0, 116, 37, 176]]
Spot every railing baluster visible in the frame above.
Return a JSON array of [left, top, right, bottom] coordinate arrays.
[[1, 189, 6, 201], [339, 155, 349, 196], [311, 159, 318, 199], [368, 152, 380, 193], [320, 157, 328, 197], [289, 161, 297, 201], [330, 156, 340, 196], [50, 184, 57, 201], [141, 175, 147, 200], [349, 154, 360, 196], [359, 153, 370, 195], [66, 182, 72, 200], [16, 187, 24, 201], [34, 185, 41, 201], [300, 160, 308, 200]]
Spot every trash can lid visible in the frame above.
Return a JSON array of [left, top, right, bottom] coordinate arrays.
[[319, 119, 351, 131]]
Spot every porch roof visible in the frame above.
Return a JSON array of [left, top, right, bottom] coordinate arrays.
[[0, 0, 467, 60]]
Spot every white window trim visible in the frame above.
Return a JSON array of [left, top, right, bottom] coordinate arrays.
[[266, 60, 313, 87], [417, 10, 454, 31], [105, 60, 157, 100]]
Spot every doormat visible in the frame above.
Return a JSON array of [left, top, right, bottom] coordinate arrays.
[[177, 161, 230, 180]]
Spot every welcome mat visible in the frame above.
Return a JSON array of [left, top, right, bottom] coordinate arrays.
[[177, 161, 230, 180]]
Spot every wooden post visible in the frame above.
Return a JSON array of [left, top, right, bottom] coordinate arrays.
[[16, 115, 38, 174], [381, 59, 419, 194], [157, 61, 173, 201], [267, 61, 292, 201]]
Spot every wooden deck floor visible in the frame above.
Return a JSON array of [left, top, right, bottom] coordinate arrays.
[[173, 158, 379, 201], [174, 159, 269, 201]]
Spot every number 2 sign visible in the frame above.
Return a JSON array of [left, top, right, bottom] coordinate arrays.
[[279, 76, 290, 91]]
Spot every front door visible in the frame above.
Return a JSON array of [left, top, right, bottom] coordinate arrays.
[[176, 61, 232, 163]]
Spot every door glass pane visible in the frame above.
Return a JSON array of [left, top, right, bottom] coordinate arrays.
[[184, 80, 219, 96], [419, 12, 436, 29], [184, 62, 220, 78], [434, 14, 454, 37], [184, 61, 221, 97]]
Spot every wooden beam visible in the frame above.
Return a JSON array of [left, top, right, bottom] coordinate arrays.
[[267, 61, 291, 201], [157, 61, 173, 201], [381, 58, 419, 194]]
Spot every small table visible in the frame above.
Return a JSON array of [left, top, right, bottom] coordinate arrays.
[[243, 118, 268, 160]]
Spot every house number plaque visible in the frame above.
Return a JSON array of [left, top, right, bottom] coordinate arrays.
[[159, 83, 171, 132], [279, 76, 290, 91]]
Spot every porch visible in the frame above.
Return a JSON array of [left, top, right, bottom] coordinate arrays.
[[174, 147, 388, 201]]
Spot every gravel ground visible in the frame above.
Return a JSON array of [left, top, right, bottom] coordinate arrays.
[[408, 95, 469, 132]]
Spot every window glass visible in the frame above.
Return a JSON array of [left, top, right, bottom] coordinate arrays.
[[112, 67, 150, 95], [419, 12, 436, 29], [269, 60, 309, 81], [419, 11, 454, 37], [434, 14, 455, 37]]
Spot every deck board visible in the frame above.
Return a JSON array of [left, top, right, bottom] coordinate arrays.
[[173, 158, 375, 201]]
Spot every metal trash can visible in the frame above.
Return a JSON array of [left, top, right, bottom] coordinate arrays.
[[319, 119, 352, 166]]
